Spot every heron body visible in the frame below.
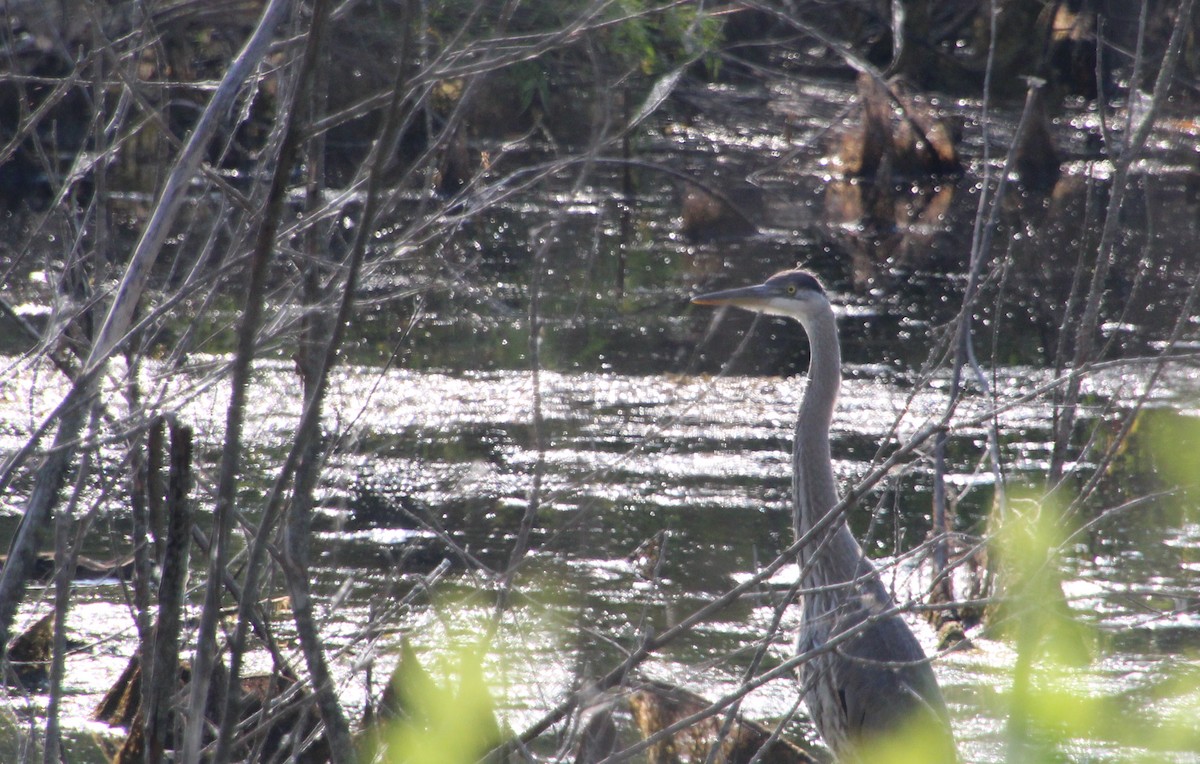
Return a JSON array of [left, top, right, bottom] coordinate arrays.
[[694, 270, 955, 761]]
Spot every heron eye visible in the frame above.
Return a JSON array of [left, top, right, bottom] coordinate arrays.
[[786, 285, 797, 295]]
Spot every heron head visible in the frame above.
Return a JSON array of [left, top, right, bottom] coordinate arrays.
[[691, 269, 829, 320]]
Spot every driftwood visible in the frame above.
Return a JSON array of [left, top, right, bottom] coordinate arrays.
[[0, 552, 135, 583], [627, 680, 822, 764], [574, 703, 620, 763], [680, 181, 758, 243], [836, 73, 960, 180], [96, 653, 329, 764], [5, 613, 56, 688], [1011, 84, 1061, 190]]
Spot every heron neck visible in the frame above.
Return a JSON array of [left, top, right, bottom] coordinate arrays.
[[793, 307, 862, 585]]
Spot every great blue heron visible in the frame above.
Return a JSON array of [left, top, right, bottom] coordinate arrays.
[[693, 269, 956, 761]]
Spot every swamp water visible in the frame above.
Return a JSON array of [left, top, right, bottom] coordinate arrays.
[[2, 75, 1200, 762]]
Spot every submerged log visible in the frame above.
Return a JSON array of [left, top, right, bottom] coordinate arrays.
[[574, 702, 620, 764], [0, 552, 136, 583], [1012, 83, 1061, 190], [927, 576, 975, 653], [93, 653, 152, 729], [6, 613, 55, 688], [628, 680, 821, 764], [835, 74, 960, 180], [96, 654, 328, 763], [680, 181, 758, 243]]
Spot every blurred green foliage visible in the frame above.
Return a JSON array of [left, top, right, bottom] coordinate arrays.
[[425, 0, 724, 120], [606, 0, 724, 76], [983, 487, 1200, 762], [1143, 408, 1200, 497], [367, 638, 505, 764]]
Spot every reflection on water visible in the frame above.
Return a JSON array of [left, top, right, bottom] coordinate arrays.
[[1, 355, 1197, 760], [2, 68, 1200, 762]]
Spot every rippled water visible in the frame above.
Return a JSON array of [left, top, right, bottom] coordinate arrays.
[[2, 348, 1198, 761], [3, 63, 1200, 762]]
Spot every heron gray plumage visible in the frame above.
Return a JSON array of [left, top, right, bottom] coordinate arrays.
[[693, 269, 956, 762]]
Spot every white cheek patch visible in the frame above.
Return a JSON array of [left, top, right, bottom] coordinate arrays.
[[750, 296, 783, 314], [760, 295, 819, 319]]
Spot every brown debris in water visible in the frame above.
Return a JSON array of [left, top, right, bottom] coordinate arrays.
[[836, 73, 961, 180], [628, 679, 821, 764]]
